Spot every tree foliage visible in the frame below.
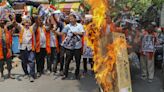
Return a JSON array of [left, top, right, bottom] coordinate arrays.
[[112, 0, 163, 14]]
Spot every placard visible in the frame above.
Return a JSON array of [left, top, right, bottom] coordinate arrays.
[[142, 35, 155, 52]]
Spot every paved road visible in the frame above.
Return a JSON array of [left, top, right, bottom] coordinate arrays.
[[132, 67, 164, 92], [0, 60, 163, 92], [0, 61, 99, 92]]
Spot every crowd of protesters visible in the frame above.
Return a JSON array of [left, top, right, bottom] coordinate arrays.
[[0, 8, 163, 84], [0, 11, 95, 82], [111, 13, 164, 83]]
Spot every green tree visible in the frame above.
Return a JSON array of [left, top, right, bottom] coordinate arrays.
[[112, 0, 163, 14]]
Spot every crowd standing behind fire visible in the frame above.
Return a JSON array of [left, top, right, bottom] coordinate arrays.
[[0, 9, 163, 83]]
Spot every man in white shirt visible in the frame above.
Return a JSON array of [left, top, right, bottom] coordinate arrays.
[[19, 16, 35, 82]]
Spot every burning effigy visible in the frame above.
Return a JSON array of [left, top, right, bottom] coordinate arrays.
[[84, 0, 132, 92]]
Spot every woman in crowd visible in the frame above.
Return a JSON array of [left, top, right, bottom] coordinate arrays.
[[54, 14, 85, 80]]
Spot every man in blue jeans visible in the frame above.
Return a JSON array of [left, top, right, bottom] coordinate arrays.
[[19, 16, 35, 82]]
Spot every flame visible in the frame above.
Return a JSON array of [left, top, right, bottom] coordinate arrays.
[[84, 0, 127, 92]]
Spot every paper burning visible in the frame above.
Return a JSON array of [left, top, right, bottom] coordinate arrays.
[[84, 0, 132, 92]]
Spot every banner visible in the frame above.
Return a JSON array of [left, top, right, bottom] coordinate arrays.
[[142, 35, 155, 52]]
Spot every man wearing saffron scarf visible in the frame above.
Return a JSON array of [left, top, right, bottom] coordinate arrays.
[[19, 15, 35, 82], [0, 18, 13, 81], [33, 16, 50, 78]]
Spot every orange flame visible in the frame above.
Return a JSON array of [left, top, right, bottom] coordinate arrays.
[[84, 0, 127, 92]]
